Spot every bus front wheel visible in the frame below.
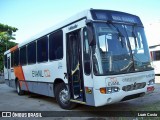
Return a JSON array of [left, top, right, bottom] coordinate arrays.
[[16, 80, 24, 95], [55, 83, 76, 109]]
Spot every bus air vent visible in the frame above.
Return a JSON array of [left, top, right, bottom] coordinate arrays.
[[122, 82, 146, 92]]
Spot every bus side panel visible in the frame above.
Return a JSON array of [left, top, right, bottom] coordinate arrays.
[[20, 81, 54, 97], [5, 79, 9, 86], [4, 68, 16, 88], [20, 64, 37, 92], [20, 81, 30, 91], [20, 64, 55, 97], [4, 53, 16, 89], [4, 76, 16, 88], [20, 58, 67, 97], [9, 79, 16, 88], [4, 66, 9, 86], [84, 87, 95, 106]]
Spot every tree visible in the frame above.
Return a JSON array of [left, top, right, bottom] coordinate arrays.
[[0, 23, 18, 41], [0, 23, 18, 72]]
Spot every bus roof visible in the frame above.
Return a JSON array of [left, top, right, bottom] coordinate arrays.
[[4, 9, 90, 54], [4, 9, 142, 55]]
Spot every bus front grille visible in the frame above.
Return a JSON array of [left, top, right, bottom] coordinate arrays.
[[122, 82, 146, 92]]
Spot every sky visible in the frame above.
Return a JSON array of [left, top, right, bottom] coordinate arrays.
[[0, 0, 160, 46]]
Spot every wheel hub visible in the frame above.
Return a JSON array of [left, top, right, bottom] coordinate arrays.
[[59, 89, 70, 104]]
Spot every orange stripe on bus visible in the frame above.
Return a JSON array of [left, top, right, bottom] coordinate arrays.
[[14, 66, 29, 91], [14, 66, 25, 80], [10, 45, 18, 52]]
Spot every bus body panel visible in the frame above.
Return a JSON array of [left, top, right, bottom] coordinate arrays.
[[94, 86, 146, 106], [93, 70, 154, 106]]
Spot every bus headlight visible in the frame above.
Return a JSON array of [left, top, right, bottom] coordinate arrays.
[[106, 87, 120, 94], [100, 87, 120, 94], [147, 79, 155, 85]]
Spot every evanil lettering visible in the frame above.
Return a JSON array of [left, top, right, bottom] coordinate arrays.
[[32, 70, 44, 77]]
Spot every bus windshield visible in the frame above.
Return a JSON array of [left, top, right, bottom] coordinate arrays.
[[92, 23, 153, 75]]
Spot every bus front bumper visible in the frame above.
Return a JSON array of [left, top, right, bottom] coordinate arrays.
[[93, 85, 155, 107]]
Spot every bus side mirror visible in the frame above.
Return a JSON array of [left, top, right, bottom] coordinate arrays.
[[86, 26, 95, 46]]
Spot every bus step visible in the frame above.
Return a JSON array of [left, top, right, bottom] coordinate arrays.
[[70, 99, 86, 104]]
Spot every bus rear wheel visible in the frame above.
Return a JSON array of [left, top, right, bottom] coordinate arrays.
[[16, 80, 24, 95], [55, 83, 76, 109]]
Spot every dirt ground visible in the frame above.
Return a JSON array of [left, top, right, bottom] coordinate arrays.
[[0, 76, 160, 119]]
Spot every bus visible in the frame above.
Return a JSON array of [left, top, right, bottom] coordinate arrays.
[[4, 9, 155, 109], [150, 45, 160, 74]]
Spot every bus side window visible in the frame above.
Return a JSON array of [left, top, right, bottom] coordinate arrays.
[[20, 46, 27, 65], [49, 30, 63, 60], [37, 36, 48, 63], [83, 27, 91, 75], [27, 41, 36, 64], [11, 52, 14, 67], [14, 49, 19, 66]]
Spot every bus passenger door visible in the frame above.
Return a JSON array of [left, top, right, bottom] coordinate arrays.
[[66, 29, 85, 102]]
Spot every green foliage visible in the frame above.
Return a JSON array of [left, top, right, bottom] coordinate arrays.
[[0, 23, 18, 41], [0, 23, 18, 72]]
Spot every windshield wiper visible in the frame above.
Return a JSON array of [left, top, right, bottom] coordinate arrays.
[[120, 60, 134, 72], [105, 21, 135, 72], [107, 21, 124, 47]]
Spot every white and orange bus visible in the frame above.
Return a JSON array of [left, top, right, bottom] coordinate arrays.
[[4, 9, 155, 109]]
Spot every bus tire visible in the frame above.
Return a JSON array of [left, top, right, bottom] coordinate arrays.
[[16, 80, 24, 95], [55, 83, 76, 109]]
